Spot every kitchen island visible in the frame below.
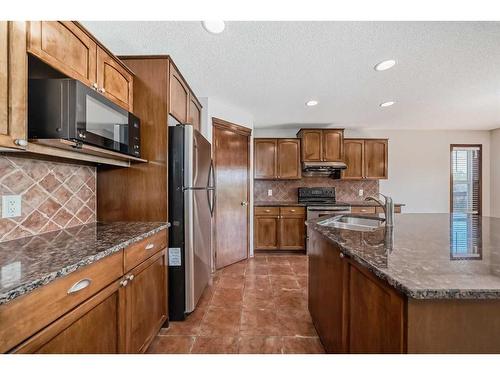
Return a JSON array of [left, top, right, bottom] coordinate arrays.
[[306, 213, 500, 353]]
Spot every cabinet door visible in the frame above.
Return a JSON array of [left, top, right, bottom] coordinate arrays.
[[188, 94, 201, 132], [0, 21, 27, 149], [364, 139, 388, 179], [254, 139, 277, 179], [277, 139, 301, 179], [345, 259, 405, 353], [97, 47, 133, 111], [124, 250, 168, 353], [254, 216, 279, 250], [301, 130, 322, 161], [343, 139, 364, 179], [169, 63, 189, 123], [322, 129, 344, 161], [14, 281, 122, 354], [28, 21, 97, 87], [279, 216, 305, 250]]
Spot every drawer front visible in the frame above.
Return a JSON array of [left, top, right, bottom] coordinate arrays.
[[0, 250, 123, 353], [280, 206, 305, 217], [351, 206, 377, 214], [376, 206, 401, 214], [124, 230, 167, 273], [254, 207, 280, 216]]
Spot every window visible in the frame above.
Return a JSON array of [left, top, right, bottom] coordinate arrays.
[[450, 145, 482, 215]]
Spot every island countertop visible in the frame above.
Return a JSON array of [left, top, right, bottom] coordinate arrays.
[[307, 213, 500, 299], [0, 221, 168, 305]]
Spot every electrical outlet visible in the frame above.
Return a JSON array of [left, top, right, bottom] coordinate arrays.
[[358, 189, 364, 197], [267, 189, 273, 197], [2, 195, 22, 218]]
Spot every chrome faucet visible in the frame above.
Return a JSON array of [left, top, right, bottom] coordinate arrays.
[[365, 193, 394, 227]]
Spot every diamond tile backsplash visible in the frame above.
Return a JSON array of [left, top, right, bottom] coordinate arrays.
[[254, 178, 379, 203], [0, 155, 96, 242]]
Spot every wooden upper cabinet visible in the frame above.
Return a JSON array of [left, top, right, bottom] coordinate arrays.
[[28, 21, 97, 86], [343, 139, 365, 179], [323, 129, 344, 161], [97, 47, 133, 111], [0, 21, 27, 149], [188, 94, 201, 132], [169, 63, 189, 123], [364, 139, 388, 179], [300, 130, 322, 161], [254, 139, 277, 179], [277, 139, 301, 179]]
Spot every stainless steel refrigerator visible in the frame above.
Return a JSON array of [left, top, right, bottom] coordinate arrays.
[[168, 124, 214, 321]]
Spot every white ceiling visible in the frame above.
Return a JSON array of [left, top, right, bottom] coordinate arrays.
[[82, 21, 500, 130]]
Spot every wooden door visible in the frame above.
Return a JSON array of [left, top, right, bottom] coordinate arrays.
[[300, 130, 322, 161], [169, 63, 189, 123], [97, 47, 133, 111], [28, 21, 97, 87], [364, 139, 388, 179], [277, 139, 301, 179], [322, 129, 344, 161], [279, 216, 305, 250], [254, 139, 277, 179], [213, 118, 251, 269], [0, 21, 27, 149], [254, 216, 279, 250], [124, 250, 167, 353], [188, 94, 201, 132], [14, 281, 122, 354], [343, 139, 364, 179], [345, 259, 405, 353]]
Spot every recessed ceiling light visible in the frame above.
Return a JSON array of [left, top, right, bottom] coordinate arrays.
[[374, 59, 396, 71], [380, 101, 395, 107], [201, 21, 225, 34], [306, 100, 319, 107]]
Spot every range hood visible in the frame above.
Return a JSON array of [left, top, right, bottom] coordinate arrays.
[[302, 161, 347, 178]]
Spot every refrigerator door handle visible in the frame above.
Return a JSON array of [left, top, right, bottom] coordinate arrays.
[[207, 160, 216, 217]]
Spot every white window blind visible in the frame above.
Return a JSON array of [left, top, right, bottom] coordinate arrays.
[[451, 146, 481, 215]]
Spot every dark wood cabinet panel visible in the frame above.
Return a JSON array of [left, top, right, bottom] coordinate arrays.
[[254, 216, 279, 250], [343, 139, 364, 179], [254, 139, 277, 179], [322, 129, 344, 161], [124, 250, 168, 353], [169, 63, 189, 123], [279, 216, 305, 250], [188, 95, 201, 132], [277, 139, 301, 179], [364, 139, 388, 179], [299, 130, 322, 161]]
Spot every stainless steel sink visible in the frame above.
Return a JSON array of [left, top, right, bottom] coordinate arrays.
[[318, 215, 385, 232]]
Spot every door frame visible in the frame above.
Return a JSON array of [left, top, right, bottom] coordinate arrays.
[[212, 117, 252, 269], [449, 144, 482, 215]]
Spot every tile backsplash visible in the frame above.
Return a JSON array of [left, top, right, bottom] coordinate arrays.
[[254, 178, 379, 203], [0, 155, 96, 242]]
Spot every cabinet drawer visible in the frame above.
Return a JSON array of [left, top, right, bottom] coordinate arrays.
[[254, 207, 279, 216], [351, 206, 376, 214], [0, 250, 123, 353], [124, 230, 167, 273], [280, 206, 305, 217]]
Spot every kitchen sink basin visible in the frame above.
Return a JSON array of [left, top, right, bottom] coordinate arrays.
[[318, 215, 385, 232]]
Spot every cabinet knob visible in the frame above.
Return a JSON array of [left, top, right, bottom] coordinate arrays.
[[120, 279, 129, 287], [126, 274, 135, 281], [265, 209, 271, 213], [339, 253, 345, 259], [92, 83, 98, 90], [100, 88, 106, 94], [290, 209, 296, 212], [14, 139, 28, 147]]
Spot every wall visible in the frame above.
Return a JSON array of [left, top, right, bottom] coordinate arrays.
[[0, 155, 96, 242], [491, 129, 500, 217], [254, 128, 492, 215]]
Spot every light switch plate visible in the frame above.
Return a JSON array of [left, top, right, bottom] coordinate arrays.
[[267, 189, 273, 197], [358, 189, 364, 197], [2, 195, 22, 218]]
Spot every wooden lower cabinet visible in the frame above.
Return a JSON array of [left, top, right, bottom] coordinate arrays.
[[254, 206, 305, 251]]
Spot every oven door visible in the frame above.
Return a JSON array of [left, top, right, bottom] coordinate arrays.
[[74, 82, 132, 155]]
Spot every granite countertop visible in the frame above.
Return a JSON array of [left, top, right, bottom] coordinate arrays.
[[0, 222, 168, 305], [307, 213, 500, 299], [254, 201, 404, 207]]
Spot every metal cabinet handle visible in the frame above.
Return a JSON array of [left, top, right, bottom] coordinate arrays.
[[14, 139, 28, 147], [264, 209, 271, 213], [339, 253, 345, 258], [126, 274, 135, 281], [290, 209, 296, 212], [92, 83, 98, 90], [145, 243, 155, 250], [120, 279, 128, 287], [100, 88, 106, 94], [67, 278, 92, 294]]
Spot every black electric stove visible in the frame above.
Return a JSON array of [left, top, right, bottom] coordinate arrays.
[[298, 187, 337, 206]]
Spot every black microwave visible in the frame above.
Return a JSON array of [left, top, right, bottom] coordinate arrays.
[[28, 78, 140, 158]]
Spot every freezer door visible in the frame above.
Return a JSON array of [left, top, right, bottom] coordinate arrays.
[[185, 125, 212, 189]]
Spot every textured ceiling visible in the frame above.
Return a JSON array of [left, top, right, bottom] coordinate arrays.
[[82, 21, 500, 130]]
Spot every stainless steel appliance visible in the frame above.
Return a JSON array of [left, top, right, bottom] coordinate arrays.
[[302, 161, 347, 178], [168, 124, 214, 321], [298, 187, 351, 251], [28, 78, 140, 157]]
